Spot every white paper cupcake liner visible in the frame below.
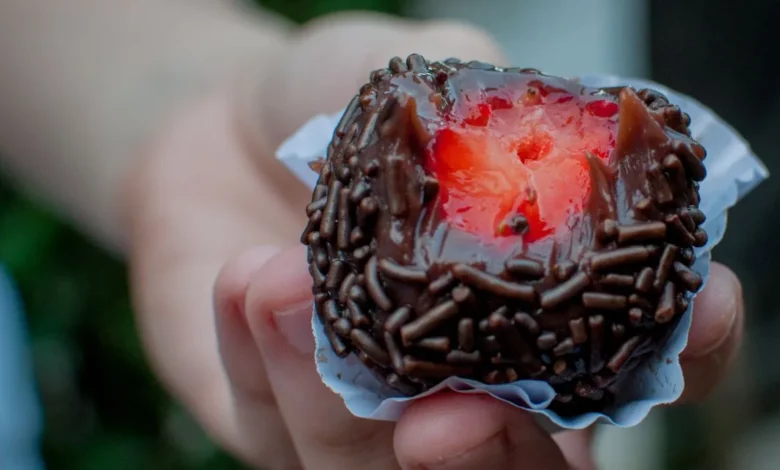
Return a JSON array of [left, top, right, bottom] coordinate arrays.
[[276, 75, 768, 430]]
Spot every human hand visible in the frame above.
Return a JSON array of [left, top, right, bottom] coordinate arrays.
[[123, 12, 744, 469], [216, 246, 741, 470]]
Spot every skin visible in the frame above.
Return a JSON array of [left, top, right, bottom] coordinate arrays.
[[129, 17, 744, 469], [0, 2, 744, 469]]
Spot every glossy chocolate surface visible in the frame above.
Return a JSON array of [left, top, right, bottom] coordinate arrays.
[[302, 55, 707, 413]]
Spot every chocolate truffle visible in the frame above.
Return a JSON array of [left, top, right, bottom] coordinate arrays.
[[301, 54, 707, 413]]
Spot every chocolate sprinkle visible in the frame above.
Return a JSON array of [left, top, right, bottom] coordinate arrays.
[[378, 259, 428, 283], [628, 307, 644, 325], [428, 272, 455, 295], [629, 294, 653, 311], [388, 56, 407, 73], [591, 246, 651, 271], [337, 188, 352, 250], [400, 300, 459, 346], [588, 315, 605, 373], [483, 370, 503, 384], [504, 258, 545, 278], [514, 313, 540, 336], [540, 272, 590, 309], [384, 332, 404, 373], [346, 299, 369, 328], [322, 299, 341, 323], [386, 372, 416, 394], [654, 245, 678, 291], [320, 180, 342, 240], [365, 256, 393, 311], [601, 274, 635, 289], [678, 208, 696, 233], [348, 284, 368, 305], [575, 381, 605, 401], [324, 325, 350, 358], [665, 214, 696, 246], [553, 360, 569, 376], [598, 219, 618, 242], [351, 329, 390, 367], [569, 318, 588, 344], [537, 332, 558, 350], [452, 264, 536, 301], [674, 141, 707, 181], [616, 222, 667, 244], [356, 109, 380, 150], [416, 337, 451, 353], [333, 318, 352, 337], [488, 313, 536, 365], [325, 260, 347, 290], [338, 272, 356, 304], [349, 180, 371, 203], [554, 261, 577, 281], [349, 227, 365, 246], [556, 394, 573, 404], [553, 338, 575, 356], [302, 54, 709, 413], [406, 53, 428, 72], [655, 282, 676, 323], [582, 292, 628, 310], [384, 306, 412, 334], [403, 356, 473, 379], [306, 198, 327, 216], [309, 262, 326, 287], [447, 350, 481, 364], [673, 261, 703, 291], [451, 285, 476, 304], [357, 197, 378, 226], [694, 229, 708, 247], [689, 208, 706, 225], [635, 267, 654, 293], [457, 318, 475, 351], [612, 323, 626, 339], [607, 336, 642, 373]]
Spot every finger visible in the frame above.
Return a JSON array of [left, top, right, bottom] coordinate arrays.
[[245, 245, 399, 470], [126, 88, 306, 455], [239, 12, 507, 158], [395, 393, 570, 470], [213, 246, 300, 468], [678, 262, 744, 403], [553, 428, 597, 470]]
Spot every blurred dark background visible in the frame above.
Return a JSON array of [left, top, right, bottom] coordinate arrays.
[[0, 1, 775, 469], [653, 1, 780, 469]]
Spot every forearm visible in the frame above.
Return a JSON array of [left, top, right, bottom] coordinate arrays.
[[0, 0, 289, 253]]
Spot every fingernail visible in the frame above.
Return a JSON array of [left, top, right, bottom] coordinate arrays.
[[272, 300, 316, 355]]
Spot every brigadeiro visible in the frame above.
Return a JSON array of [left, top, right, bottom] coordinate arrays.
[[301, 54, 708, 414]]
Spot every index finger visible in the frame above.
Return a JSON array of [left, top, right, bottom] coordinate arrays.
[[238, 12, 506, 159]]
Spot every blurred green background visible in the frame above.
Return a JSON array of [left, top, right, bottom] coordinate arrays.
[[0, 2, 402, 469]]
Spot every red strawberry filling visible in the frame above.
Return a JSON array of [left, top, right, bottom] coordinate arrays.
[[425, 80, 619, 243]]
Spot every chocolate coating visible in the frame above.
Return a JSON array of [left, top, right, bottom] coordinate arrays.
[[302, 54, 707, 413]]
